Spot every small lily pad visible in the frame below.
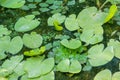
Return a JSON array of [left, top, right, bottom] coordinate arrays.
[[94, 69, 112, 80], [47, 13, 66, 26], [56, 59, 82, 73], [0, 25, 11, 37], [23, 32, 43, 49], [61, 39, 81, 49], [108, 39, 120, 59], [65, 14, 79, 31], [7, 36, 23, 54], [14, 15, 40, 32], [88, 44, 114, 66]]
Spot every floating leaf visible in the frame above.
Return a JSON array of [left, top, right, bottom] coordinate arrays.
[[23, 32, 43, 49], [47, 13, 66, 26], [80, 26, 103, 44], [65, 14, 79, 31], [0, 77, 8, 80], [56, 59, 70, 72], [56, 59, 82, 73], [14, 15, 40, 32], [69, 60, 82, 73], [108, 39, 120, 59], [112, 72, 120, 80], [24, 46, 46, 56], [24, 56, 54, 78], [77, 7, 107, 28], [88, 44, 114, 66], [0, 55, 23, 77], [104, 4, 117, 23], [94, 69, 120, 80], [0, 0, 25, 8], [61, 39, 81, 49], [7, 36, 23, 54], [94, 69, 112, 80]]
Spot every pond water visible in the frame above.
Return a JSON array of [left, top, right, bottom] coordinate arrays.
[[0, 0, 120, 80]]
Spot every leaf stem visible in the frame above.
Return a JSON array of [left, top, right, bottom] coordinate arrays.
[[99, 0, 109, 10]]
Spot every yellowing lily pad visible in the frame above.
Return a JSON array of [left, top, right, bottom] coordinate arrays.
[[60, 39, 81, 49]]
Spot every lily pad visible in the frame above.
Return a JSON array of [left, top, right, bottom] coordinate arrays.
[[108, 39, 120, 59], [7, 36, 23, 54], [0, 55, 23, 77], [22, 32, 43, 49], [94, 69, 120, 80], [88, 44, 114, 66], [77, 7, 107, 28], [0, 0, 25, 8], [23, 56, 54, 78], [94, 69, 112, 80], [60, 39, 81, 49], [47, 13, 66, 26], [112, 72, 120, 80], [14, 15, 40, 32], [65, 14, 79, 31], [80, 26, 103, 44], [56, 59, 82, 73]]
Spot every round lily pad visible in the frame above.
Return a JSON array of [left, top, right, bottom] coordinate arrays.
[[14, 15, 40, 32], [22, 32, 43, 49], [65, 14, 79, 31], [88, 44, 114, 66]]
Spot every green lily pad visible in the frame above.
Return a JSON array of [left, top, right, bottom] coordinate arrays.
[[94, 69, 112, 80], [0, 0, 25, 8], [56, 59, 82, 73], [24, 56, 54, 78], [47, 13, 66, 26], [7, 36, 23, 54], [23, 32, 43, 49], [14, 15, 40, 32], [108, 39, 120, 59], [77, 7, 107, 28], [112, 72, 120, 80], [94, 69, 120, 80], [21, 71, 54, 80], [65, 14, 79, 31], [80, 26, 103, 44], [61, 39, 81, 49], [88, 44, 114, 66], [0, 55, 23, 77]]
